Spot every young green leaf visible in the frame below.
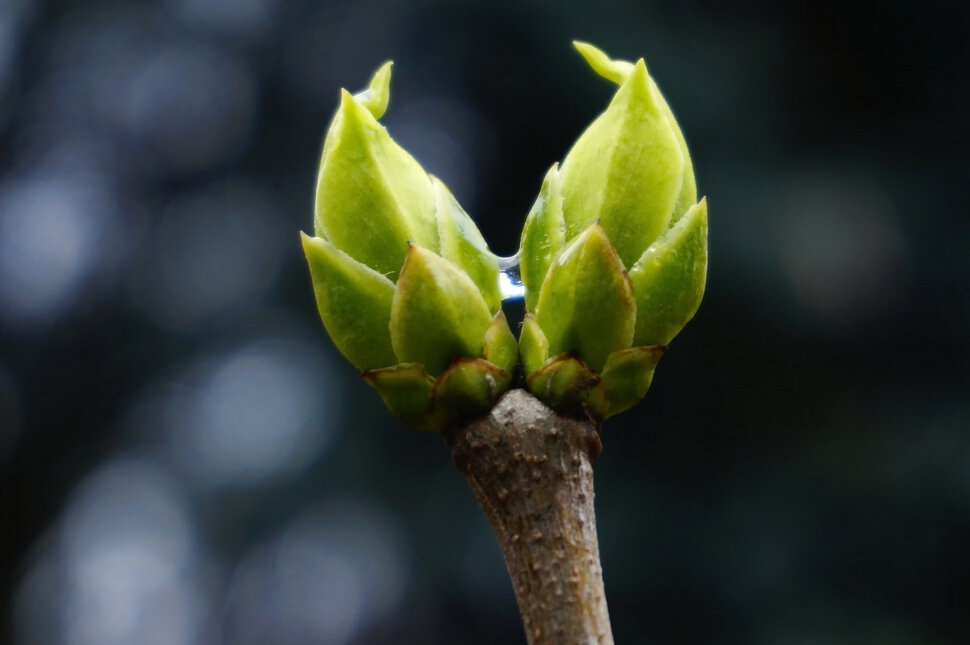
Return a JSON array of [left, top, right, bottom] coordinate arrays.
[[572, 42, 696, 225], [390, 245, 493, 376], [519, 163, 566, 313], [302, 233, 397, 370], [315, 87, 437, 279], [482, 311, 518, 374], [519, 313, 550, 377], [600, 346, 665, 418], [560, 57, 685, 268], [526, 355, 607, 419], [629, 198, 708, 346], [433, 176, 502, 313], [535, 223, 635, 372], [429, 358, 513, 430], [362, 364, 436, 430]]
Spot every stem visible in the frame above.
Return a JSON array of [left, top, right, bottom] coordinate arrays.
[[448, 389, 614, 645]]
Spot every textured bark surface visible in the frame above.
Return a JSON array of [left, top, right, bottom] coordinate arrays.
[[448, 389, 614, 645]]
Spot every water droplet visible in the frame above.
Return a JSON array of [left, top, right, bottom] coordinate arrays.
[[497, 254, 525, 301]]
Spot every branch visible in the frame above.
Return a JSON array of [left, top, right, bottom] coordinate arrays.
[[448, 389, 614, 645]]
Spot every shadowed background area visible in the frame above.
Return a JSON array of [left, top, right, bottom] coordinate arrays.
[[1, 0, 968, 643]]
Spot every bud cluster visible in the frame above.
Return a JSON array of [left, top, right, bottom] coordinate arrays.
[[302, 44, 707, 430], [302, 63, 514, 431], [518, 42, 707, 418]]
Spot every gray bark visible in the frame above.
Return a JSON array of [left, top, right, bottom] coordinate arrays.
[[449, 389, 614, 645]]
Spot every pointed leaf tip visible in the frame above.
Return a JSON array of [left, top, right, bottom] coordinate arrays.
[[356, 60, 394, 119], [573, 41, 635, 85], [519, 313, 550, 377], [482, 311, 518, 374], [623, 58, 657, 109], [338, 87, 359, 114], [559, 47, 684, 267], [315, 72, 438, 278]]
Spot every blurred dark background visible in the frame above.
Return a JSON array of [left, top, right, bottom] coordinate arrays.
[[1, 0, 968, 643]]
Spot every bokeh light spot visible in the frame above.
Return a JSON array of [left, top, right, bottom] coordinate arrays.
[[15, 457, 208, 645], [226, 500, 408, 645], [777, 169, 910, 329], [0, 173, 117, 328], [162, 337, 341, 489]]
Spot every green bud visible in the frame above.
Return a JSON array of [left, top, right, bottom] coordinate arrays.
[[535, 222, 635, 372], [304, 49, 706, 428], [570, 41, 697, 235], [521, 341, 666, 421], [559, 46, 686, 269], [390, 244, 493, 377], [517, 43, 707, 420], [363, 358, 513, 433], [314, 69, 437, 280], [526, 355, 607, 419], [304, 62, 515, 432], [428, 358, 513, 430]]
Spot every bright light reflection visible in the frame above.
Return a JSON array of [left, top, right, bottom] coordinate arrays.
[[164, 337, 340, 488], [226, 501, 407, 645]]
